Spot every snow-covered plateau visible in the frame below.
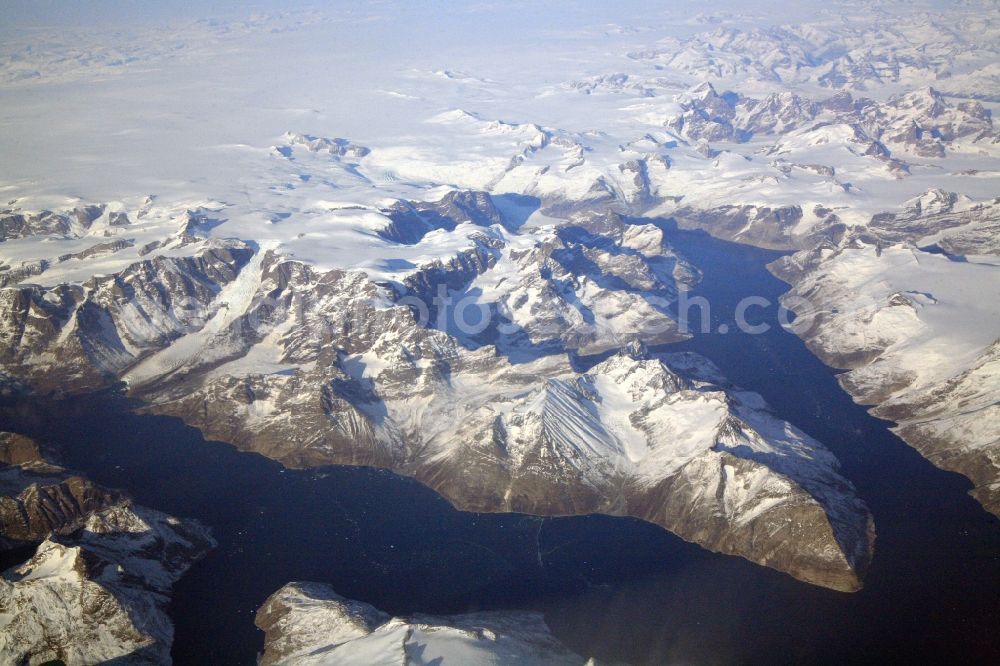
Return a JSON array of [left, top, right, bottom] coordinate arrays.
[[1, 0, 999, 660], [771, 190, 1000, 515]]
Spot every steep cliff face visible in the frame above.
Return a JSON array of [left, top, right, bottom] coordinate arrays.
[[0, 432, 122, 548], [888, 341, 1000, 513], [0, 239, 253, 394], [0, 474, 122, 547], [0, 431, 44, 465], [255, 582, 596, 665]]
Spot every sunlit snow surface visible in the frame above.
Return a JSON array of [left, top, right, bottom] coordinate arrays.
[[3, 1, 998, 367], [2, 3, 1000, 660], [1, 2, 998, 471], [1, 0, 998, 508], [2, 1, 1000, 274]]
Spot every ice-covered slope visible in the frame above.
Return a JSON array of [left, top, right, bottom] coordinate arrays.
[[255, 582, 594, 665], [3, 4, 1000, 249]]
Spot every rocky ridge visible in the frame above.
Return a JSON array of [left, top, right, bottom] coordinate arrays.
[[0, 432, 215, 664]]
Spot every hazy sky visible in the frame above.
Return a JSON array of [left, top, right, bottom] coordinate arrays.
[[0, 0, 859, 31]]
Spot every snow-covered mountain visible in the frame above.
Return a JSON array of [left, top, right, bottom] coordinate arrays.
[[1, 1, 999, 660], [623, 14, 1000, 97], [665, 83, 997, 160], [0, 432, 215, 664], [0, 194, 874, 591], [148, 342, 874, 591], [255, 582, 598, 665], [771, 191, 1000, 515]]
